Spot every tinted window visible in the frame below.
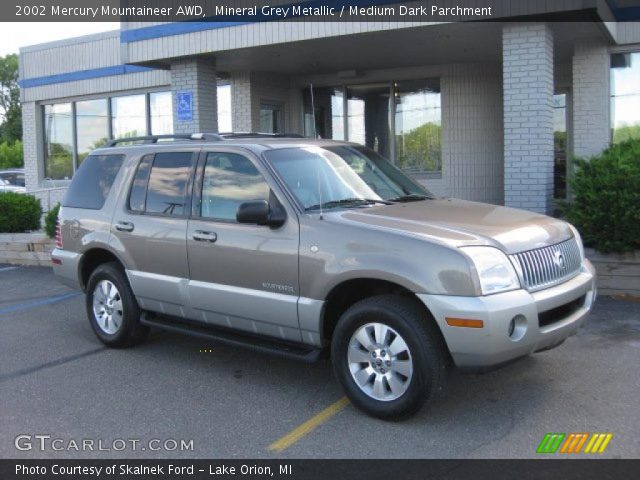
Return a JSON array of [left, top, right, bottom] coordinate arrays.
[[128, 155, 153, 212], [62, 155, 124, 209], [201, 153, 270, 221], [145, 152, 194, 216]]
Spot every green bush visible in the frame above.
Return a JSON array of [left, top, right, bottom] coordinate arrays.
[[0, 192, 42, 233], [0, 140, 23, 169], [44, 203, 61, 238], [565, 139, 640, 253]]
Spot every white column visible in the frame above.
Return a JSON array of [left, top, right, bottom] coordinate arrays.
[[503, 23, 554, 214]]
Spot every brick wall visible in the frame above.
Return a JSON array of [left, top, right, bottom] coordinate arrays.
[[572, 40, 610, 158], [502, 23, 554, 214], [171, 59, 218, 134]]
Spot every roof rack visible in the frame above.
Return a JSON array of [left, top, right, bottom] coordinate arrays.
[[104, 132, 306, 147], [218, 132, 305, 139], [105, 133, 224, 147]]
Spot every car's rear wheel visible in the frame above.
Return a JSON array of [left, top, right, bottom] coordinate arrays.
[[85, 262, 148, 347], [331, 294, 449, 420]]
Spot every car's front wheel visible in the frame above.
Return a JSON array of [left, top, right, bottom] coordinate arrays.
[[331, 295, 449, 420], [85, 262, 148, 348]]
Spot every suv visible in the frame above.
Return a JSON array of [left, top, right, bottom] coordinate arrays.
[[53, 133, 596, 419]]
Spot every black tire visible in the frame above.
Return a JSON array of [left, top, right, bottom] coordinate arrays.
[[85, 262, 148, 348], [331, 294, 450, 420]]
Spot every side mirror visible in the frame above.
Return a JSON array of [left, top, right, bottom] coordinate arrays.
[[236, 200, 286, 228]]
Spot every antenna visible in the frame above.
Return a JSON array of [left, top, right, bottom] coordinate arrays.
[[316, 156, 323, 220], [310, 83, 317, 139]]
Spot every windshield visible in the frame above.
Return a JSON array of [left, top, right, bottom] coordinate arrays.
[[264, 146, 432, 211]]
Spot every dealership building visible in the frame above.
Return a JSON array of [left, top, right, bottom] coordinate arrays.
[[18, 1, 640, 214]]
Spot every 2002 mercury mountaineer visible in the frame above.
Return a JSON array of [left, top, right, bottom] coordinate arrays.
[[52, 133, 596, 419]]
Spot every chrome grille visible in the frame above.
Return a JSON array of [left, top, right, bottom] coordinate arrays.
[[510, 237, 582, 291]]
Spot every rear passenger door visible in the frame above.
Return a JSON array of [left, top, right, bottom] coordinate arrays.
[[110, 149, 198, 316], [185, 148, 301, 342]]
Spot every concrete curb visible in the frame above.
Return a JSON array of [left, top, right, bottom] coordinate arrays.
[[0, 232, 54, 267]]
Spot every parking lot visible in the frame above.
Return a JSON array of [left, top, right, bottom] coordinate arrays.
[[1, 265, 639, 459]]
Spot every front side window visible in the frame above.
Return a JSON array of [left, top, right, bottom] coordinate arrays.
[[201, 152, 270, 221], [44, 103, 73, 180], [129, 152, 194, 216], [265, 146, 429, 211], [611, 52, 640, 143], [62, 154, 124, 209]]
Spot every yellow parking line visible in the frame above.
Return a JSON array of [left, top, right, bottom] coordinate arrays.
[[268, 397, 350, 453]]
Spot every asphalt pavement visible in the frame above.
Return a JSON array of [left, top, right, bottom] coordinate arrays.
[[1, 265, 639, 459]]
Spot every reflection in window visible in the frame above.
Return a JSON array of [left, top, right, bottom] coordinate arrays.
[[145, 152, 194, 216], [129, 155, 153, 212], [347, 83, 391, 159], [62, 155, 124, 209], [611, 52, 640, 143], [111, 94, 147, 139], [259, 103, 283, 133], [76, 99, 109, 165], [303, 87, 344, 140], [150, 92, 173, 135], [553, 94, 567, 199], [44, 103, 73, 179], [394, 79, 441, 172], [201, 153, 270, 221]]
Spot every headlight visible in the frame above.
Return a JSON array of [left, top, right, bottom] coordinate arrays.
[[461, 246, 520, 295], [568, 224, 585, 261]]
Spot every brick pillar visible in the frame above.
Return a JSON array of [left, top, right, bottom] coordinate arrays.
[[230, 72, 253, 132], [170, 58, 218, 134], [21, 101, 44, 191], [572, 40, 610, 158], [502, 23, 554, 214]]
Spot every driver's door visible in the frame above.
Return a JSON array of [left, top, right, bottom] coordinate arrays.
[[185, 148, 301, 342]]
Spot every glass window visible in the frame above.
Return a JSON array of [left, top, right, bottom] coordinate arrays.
[[201, 152, 270, 221], [144, 152, 194, 216], [259, 103, 283, 133], [611, 52, 640, 143], [44, 103, 73, 180], [129, 155, 153, 212], [111, 94, 147, 139], [150, 91, 173, 135], [75, 99, 109, 165], [347, 83, 391, 159], [553, 94, 567, 199], [218, 85, 232, 132], [394, 79, 442, 172], [62, 154, 124, 209], [303, 87, 344, 140]]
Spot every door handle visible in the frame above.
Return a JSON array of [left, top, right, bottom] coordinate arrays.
[[193, 230, 217, 242], [115, 221, 134, 232]]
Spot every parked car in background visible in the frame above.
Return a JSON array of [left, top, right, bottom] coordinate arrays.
[[0, 169, 26, 193], [52, 133, 596, 420]]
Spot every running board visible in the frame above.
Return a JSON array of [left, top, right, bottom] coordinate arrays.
[[140, 313, 323, 363]]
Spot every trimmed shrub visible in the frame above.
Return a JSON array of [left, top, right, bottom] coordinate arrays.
[[565, 139, 640, 253], [44, 203, 61, 239], [0, 192, 41, 233]]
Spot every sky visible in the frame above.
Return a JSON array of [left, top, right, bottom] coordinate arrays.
[[0, 22, 120, 56]]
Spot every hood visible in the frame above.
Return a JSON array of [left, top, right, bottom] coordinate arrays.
[[332, 198, 573, 254]]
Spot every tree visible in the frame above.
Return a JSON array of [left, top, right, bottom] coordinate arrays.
[[0, 54, 21, 143]]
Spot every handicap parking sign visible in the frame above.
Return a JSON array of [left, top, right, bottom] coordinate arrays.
[[177, 91, 193, 121]]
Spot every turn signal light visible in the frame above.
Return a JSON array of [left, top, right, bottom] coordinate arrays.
[[445, 317, 484, 328]]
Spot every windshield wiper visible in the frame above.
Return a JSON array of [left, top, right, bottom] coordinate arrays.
[[305, 197, 392, 212], [389, 194, 431, 203]]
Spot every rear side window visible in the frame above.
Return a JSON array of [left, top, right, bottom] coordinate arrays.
[[62, 155, 124, 209], [128, 152, 194, 216]]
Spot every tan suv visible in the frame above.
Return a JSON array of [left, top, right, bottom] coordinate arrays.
[[52, 133, 596, 419]]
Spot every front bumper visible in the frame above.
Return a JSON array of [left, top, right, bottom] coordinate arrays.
[[417, 260, 596, 370]]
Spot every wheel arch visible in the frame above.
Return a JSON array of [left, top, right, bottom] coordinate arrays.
[[78, 246, 126, 291]]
